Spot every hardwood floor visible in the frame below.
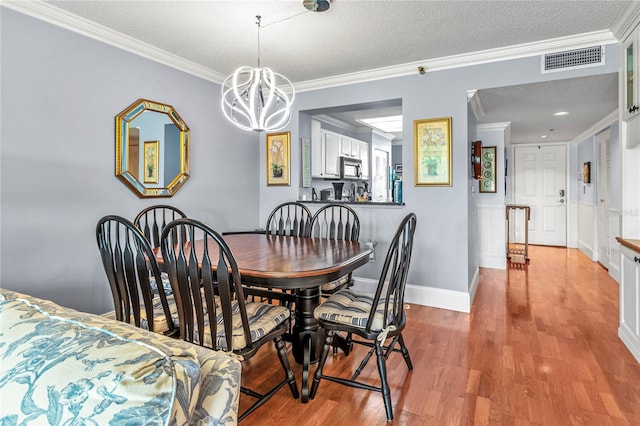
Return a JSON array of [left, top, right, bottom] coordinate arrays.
[[239, 246, 640, 425]]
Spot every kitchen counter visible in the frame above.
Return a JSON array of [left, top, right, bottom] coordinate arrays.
[[300, 200, 404, 207], [617, 237, 640, 253]]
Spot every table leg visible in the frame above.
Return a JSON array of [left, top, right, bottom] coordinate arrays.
[[292, 286, 322, 364], [292, 286, 322, 403]]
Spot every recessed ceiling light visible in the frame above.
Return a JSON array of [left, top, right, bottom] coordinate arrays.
[[553, 111, 570, 116], [540, 135, 548, 138], [358, 115, 402, 133]]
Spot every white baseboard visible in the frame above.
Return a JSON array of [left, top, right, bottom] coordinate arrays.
[[352, 277, 472, 313], [577, 240, 595, 261], [469, 267, 480, 307], [478, 255, 506, 270], [609, 262, 621, 284], [619, 323, 640, 364]]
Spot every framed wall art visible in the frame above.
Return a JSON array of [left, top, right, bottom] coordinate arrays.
[[414, 117, 452, 186], [266, 131, 290, 186], [479, 145, 496, 193], [143, 140, 159, 184], [583, 161, 591, 184]]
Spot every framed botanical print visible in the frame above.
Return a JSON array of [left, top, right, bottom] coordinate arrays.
[[414, 117, 452, 186], [266, 131, 290, 186], [143, 140, 159, 184], [479, 146, 496, 193]]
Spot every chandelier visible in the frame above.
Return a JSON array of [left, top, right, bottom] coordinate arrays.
[[221, 15, 295, 132]]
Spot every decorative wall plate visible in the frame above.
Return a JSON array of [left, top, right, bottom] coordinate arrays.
[[479, 146, 496, 193]]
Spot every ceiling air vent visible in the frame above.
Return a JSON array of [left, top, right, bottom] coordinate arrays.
[[541, 46, 604, 73]]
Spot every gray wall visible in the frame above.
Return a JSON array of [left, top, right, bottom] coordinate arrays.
[[467, 104, 479, 287], [1, 8, 260, 314], [260, 45, 619, 300], [1, 7, 621, 313]]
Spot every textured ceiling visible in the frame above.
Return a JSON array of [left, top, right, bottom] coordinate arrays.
[[23, 1, 632, 142], [43, 0, 629, 84], [477, 73, 619, 144]]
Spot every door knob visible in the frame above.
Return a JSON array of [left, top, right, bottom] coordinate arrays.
[[559, 199, 565, 204]]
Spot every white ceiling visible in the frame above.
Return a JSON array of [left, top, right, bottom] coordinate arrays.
[[11, 0, 636, 143]]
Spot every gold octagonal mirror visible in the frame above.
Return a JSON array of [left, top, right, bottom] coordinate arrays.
[[115, 99, 190, 197]]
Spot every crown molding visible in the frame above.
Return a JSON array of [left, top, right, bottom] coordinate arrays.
[[612, 1, 640, 41], [477, 122, 512, 132], [1, 0, 226, 83], [3, 1, 620, 91], [295, 30, 618, 92], [570, 110, 619, 144], [467, 90, 485, 120]]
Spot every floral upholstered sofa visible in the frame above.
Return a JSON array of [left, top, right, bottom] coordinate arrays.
[[0, 289, 241, 425]]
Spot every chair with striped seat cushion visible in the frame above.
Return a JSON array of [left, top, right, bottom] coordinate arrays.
[[310, 203, 361, 355], [96, 215, 178, 337], [192, 299, 290, 350], [101, 293, 180, 334], [313, 288, 394, 331], [160, 218, 299, 422], [309, 213, 417, 422]]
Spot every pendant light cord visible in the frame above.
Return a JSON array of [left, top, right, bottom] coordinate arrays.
[[256, 15, 261, 68], [256, 10, 310, 68]]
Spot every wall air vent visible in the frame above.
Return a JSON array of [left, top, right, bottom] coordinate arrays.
[[541, 46, 604, 73]]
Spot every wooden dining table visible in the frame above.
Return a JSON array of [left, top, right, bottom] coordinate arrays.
[[163, 232, 372, 402]]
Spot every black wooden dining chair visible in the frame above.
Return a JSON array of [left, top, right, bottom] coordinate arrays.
[[309, 213, 417, 421], [134, 204, 187, 250], [265, 201, 312, 237], [225, 202, 311, 307], [96, 215, 178, 336], [310, 203, 362, 354], [160, 218, 299, 421], [310, 203, 360, 294]]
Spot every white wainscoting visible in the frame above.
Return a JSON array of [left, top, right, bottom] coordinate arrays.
[[477, 204, 507, 270], [577, 201, 596, 261]]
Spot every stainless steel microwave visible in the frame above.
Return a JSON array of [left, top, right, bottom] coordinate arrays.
[[340, 157, 362, 179]]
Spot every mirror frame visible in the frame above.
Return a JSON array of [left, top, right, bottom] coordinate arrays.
[[115, 98, 190, 197]]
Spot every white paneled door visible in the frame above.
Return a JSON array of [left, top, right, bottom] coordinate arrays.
[[597, 128, 611, 268], [514, 145, 567, 246]]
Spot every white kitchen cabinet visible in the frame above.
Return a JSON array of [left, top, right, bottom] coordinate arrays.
[[323, 131, 341, 177], [623, 28, 640, 148], [339, 136, 360, 158], [359, 140, 370, 179], [311, 123, 341, 178], [311, 123, 369, 179], [624, 33, 638, 121], [619, 240, 640, 363], [311, 128, 341, 178]]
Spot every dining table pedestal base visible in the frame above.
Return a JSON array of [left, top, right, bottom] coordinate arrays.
[[291, 286, 323, 402]]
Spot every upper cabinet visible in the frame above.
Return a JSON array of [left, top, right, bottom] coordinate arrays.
[[624, 34, 638, 121], [311, 120, 370, 179], [311, 121, 340, 178], [623, 29, 640, 147]]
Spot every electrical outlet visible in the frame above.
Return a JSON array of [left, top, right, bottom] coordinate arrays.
[[366, 240, 377, 262]]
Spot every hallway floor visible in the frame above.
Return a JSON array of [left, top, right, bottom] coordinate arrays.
[[239, 245, 640, 425]]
